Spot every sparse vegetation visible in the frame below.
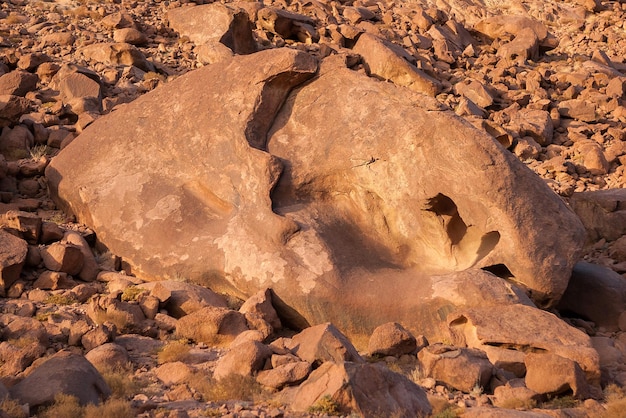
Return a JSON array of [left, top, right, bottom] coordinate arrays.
[[36, 393, 135, 418], [44, 294, 78, 306], [0, 397, 28, 418], [189, 372, 266, 403], [120, 286, 145, 302], [28, 144, 51, 160], [38, 394, 83, 418], [541, 395, 579, 409], [428, 396, 463, 418], [90, 309, 130, 331], [599, 384, 626, 418], [157, 339, 192, 364], [99, 366, 141, 399], [84, 398, 135, 418], [307, 394, 340, 415], [497, 397, 538, 410]]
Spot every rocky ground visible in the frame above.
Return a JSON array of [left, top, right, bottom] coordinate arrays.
[[1, 0, 626, 417]]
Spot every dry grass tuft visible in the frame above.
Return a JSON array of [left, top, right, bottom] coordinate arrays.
[[90, 309, 129, 332], [497, 397, 538, 410], [188, 372, 267, 403], [99, 366, 141, 399], [84, 398, 135, 418], [157, 339, 192, 364], [0, 397, 28, 418], [38, 394, 83, 418]]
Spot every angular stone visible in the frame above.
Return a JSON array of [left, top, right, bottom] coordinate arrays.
[[256, 360, 311, 389], [63, 231, 99, 281], [525, 352, 590, 398], [354, 33, 440, 96], [418, 344, 493, 393], [0, 229, 27, 296], [368, 322, 417, 357], [113, 28, 148, 45], [77, 43, 154, 72], [0, 95, 30, 128], [9, 351, 111, 407], [448, 304, 600, 386], [3, 210, 41, 244], [454, 80, 494, 108], [82, 323, 116, 352], [175, 306, 249, 344], [239, 288, 282, 331], [510, 109, 553, 146], [291, 323, 363, 365], [213, 340, 272, 380], [258, 7, 318, 43], [291, 361, 432, 416], [100, 11, 136, 29], [0, 70, 38, 97], [570, 189, 626, 242], [41, 242, 84, 275], [557, 262, 626, 332], [167, 3, 256, 54], [138, 280, 227, 318], [558, 99, 597, 122]]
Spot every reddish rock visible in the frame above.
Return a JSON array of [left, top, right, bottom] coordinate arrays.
[[41, 242, 84, 275], [570, 189, 626, 242], [138, 280, 227, 318], [291, 361, 432, 417], [0, 229, 28, 296], [354, 33, 440, 96], [239, 288, 282, 331], [256, 360, 311, 389], [113, 28, 148, 45], [557, 262, 626, 332], [0, 70, 38, 97], [213, 340, 272, 380], [525, 352, 590, 398], [63, 231, 99, 281], [0, 95, 30, 128], [154, 361, 193, 385], [175, 306, 249, 344], [291, 323, 363, 366], [82, 323, 116, 352], [167, 3, 256, 54], [77, 43, 154, 72], [9, 351, 111, 407], [418, 344, 493, 393], [84, 342, 130, 371], [368, 322, 417, 357]]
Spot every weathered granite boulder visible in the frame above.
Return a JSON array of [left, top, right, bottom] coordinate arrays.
[[47, 48, 585, 344]]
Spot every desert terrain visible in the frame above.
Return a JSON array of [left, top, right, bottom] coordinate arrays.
[[0, 0, 626, 417]]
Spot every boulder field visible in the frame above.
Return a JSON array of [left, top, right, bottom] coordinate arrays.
[[1, 0, 626, 416]]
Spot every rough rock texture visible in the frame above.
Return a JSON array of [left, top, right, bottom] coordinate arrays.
[[47, 48, 585, 344], [449, 304, 600, 386], [557, 262, 626, 331], [167, 3, 256, 54], [418, 344, 494, 392], [9, 351, 111, 408], [291, 361, 432, 417], [525, 352, 590, 399], [0, 229, 27, 296]]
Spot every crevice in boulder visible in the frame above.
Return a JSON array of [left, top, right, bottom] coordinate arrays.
[[482, 342, 548, 354], [482, 263, 513, 279], [245, 70, 317, 151], [425, 193, 467, 245]]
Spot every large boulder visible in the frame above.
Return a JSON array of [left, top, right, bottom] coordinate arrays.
[[291, 361, 432, 417], [9, 351, 111, 408], [47, 49, 584, 343]]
